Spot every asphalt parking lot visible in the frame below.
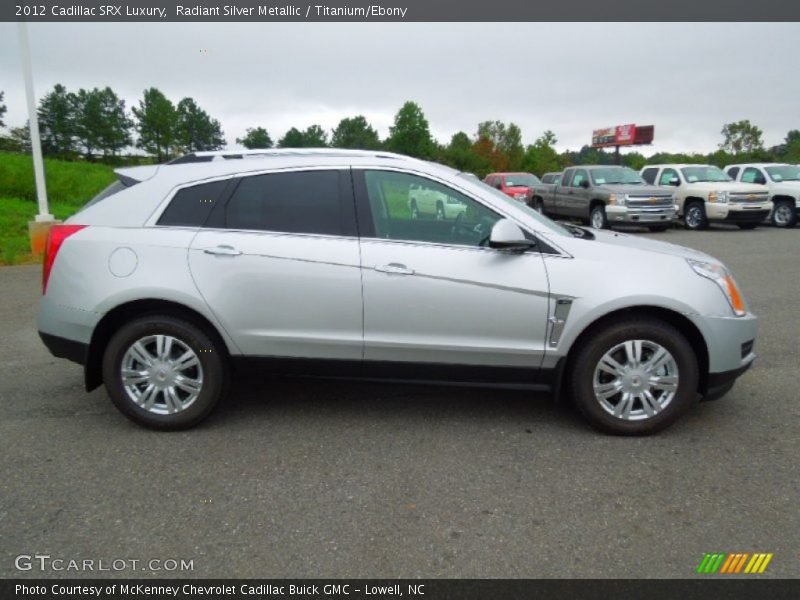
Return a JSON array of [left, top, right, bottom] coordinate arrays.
[[1, 225, 798, 579]]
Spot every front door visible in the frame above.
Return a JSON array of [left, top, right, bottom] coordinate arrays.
[[354, 169, 551, 377]]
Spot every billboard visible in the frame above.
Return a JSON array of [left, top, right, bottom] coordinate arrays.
[[592, 124, 654, 147]]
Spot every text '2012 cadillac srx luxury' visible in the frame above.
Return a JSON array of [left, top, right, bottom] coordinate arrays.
[[38, 150, 757, 434]]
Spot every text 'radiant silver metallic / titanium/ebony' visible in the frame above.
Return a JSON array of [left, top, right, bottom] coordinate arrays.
[[37, 149, 758, 434]]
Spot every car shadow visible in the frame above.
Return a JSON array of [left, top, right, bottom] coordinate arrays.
[[210, 371, 581, 433]]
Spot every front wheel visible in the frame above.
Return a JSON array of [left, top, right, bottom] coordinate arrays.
[[771, 201, 797, 228], [102, 315, 228, 430], [684, 202, 708, 230], [590, 205, 608, 229], [567, 318, 699, 435]]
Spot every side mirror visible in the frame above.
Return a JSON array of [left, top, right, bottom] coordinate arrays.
[[580, 179, 590, 189], [668, 178, 680, 186], [489, 219, 535, 252]]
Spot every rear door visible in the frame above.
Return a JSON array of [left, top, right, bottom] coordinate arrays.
[[353, 168, 551, 377], [188, 168, 363, 360]]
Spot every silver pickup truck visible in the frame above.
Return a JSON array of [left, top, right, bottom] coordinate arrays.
[[529, 166, 678, 231]]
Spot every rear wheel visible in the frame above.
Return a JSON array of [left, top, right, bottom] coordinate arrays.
[[567, 318, 699, 435], [737, 222, 759, 230], [531, 197, 545, 214], [590, 205, 608, 229], [102, 315, 228, 430], [684, 202, 708, 230], [771, 200, 797, 228]]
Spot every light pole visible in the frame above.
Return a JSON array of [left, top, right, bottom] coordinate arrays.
[[18, 21, 56, 255]]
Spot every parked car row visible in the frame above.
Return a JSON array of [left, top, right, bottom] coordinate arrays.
[[482, 163, 799, 232]]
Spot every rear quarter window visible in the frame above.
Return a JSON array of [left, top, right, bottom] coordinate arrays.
[[158, 180, 230, 227]]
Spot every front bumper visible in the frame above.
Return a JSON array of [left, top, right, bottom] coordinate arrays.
[[606, 204, 677, 223], [691, 311, 758, 398], [705, 201, 772, 222]]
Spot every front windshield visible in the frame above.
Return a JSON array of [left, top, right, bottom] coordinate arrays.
[[458, 173, 569, 236], [504, 173, 541, 187], [766, 165, 800, 182], [590, 167, 644, 185], [681, 166, 732, 183]]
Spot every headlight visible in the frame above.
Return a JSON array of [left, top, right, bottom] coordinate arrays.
[[687, 259, 746, 316], [608, 194, 626, 206], [514, 193, 526, 201], [708, 190, 729, 203]]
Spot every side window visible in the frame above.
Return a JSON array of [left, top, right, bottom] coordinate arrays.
[[224, 170, 345, 236], [727, 167, 740, 180], [741, 167, 765, 184], [641, 168, 658, 185], [158, 180, 229, 227], [571, 170, 588, 187], [659, 168, 680, 186], [361, 170, 502, 248]]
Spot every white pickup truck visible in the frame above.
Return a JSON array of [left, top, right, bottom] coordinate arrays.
[[640, 164, 772, 230], [724, 163, 800, 228]]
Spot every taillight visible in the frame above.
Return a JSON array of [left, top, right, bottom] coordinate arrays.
[[42, 225, 86, 295]]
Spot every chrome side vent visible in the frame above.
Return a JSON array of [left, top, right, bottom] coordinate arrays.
[[548, 298, 573, 347]]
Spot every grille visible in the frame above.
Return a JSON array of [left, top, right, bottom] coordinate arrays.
[[626, 195, 674, 208], [729, 193, 769, 203]]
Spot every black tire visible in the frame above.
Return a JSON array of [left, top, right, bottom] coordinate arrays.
[[684, 202, 708, 230], [736, 222, 759, 230], [102, 315, 228, 430], [566, 318, 699, 435], [648, 225, 670, 232], [532, 197, 545, 214], [771, 200, 797, 228], [590, 205, 608, 229]]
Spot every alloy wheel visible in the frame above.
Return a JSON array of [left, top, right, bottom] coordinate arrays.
[[120, 335, 204, 415], [773, 203, 793, 226], [592, 339, 679, 421]]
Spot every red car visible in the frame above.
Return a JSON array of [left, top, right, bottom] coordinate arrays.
[[483, 172, 542, 202]]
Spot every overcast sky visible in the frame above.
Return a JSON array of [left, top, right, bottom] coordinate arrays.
[[1, 22, 799, 156]]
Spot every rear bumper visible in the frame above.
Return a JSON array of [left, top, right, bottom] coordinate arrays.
[[39, 331, 88, 366]]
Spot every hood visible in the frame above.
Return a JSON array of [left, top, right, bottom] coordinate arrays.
[[595, 183, 674, 196], [686, 181, 767, 194], [770, 181, 800, 194], [580, 228, 717, 263]]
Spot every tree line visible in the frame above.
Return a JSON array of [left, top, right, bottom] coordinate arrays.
[[1, 89, 799, 176], [0, 85, 224, 163]]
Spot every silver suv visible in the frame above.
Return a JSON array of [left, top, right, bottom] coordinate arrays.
[[38, 149, 758, 435]]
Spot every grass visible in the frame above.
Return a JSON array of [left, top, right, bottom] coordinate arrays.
[[0, 152, 116, 265], [0, 151, 116, 205]]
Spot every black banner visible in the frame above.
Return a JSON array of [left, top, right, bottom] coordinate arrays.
[[4, 579, 800, 600], [3, 0, 800, 22]]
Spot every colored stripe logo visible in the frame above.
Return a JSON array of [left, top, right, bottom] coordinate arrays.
[[697, 552, 773, 574]]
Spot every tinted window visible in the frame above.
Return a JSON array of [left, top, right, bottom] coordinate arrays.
[[225, 170, 343, 235], [641, 168, 658, 185], [659, 168, 680, 186], [741, 167, 765, 184], [158, 180, 229, 227], [727, 167, 740, 180], [570, 170, 589, 187], [362, 170, 502, 247]]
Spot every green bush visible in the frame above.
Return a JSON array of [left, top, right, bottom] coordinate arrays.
[[0, 151, 116, 206]]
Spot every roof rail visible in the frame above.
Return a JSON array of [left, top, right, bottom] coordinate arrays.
[[167, 148, 405, 165]]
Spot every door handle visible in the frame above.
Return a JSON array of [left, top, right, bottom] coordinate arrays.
[[203, 245, 242, 256], [375, 263, 414, 275]]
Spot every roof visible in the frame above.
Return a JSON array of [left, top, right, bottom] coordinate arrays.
[[644, 164, 715, 169], [116, 148, 424, 185]]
